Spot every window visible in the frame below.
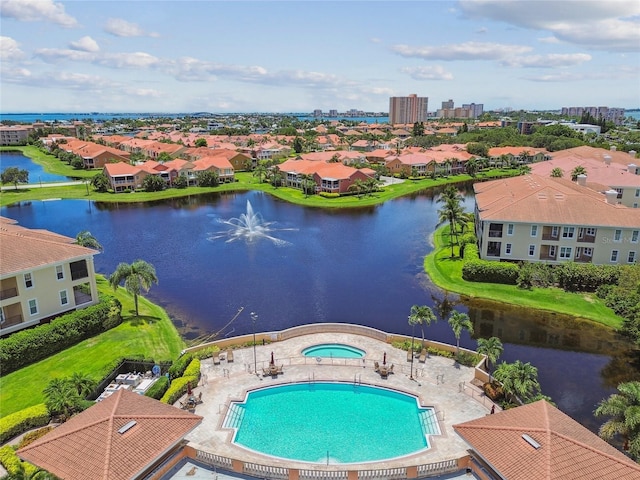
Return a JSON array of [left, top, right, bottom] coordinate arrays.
[[530, 225, 538, 237], [507, 224, 514, 236], [70, 260, 88, 280], [584, 247, 593, 257], [529, 245, 535, 256], [60, 290, 68, 306], [629, 251, 637, 264], [0, 310, 5, 325], [632, 231, 639, 243], [549, 245, 557, 257], [614, 188, 623, 199], [24, 273, 33, 289], [611, 250, 618, 262], [28, 299, 38, 315], [551, 226, 559, 238], [562, 227, 575, 239], [635, 189, 640, 197], [505, 243, 512, 255], [614, 230, 622, 242], [55, 265, 64, 280], [586, 227, 596, 236], [560, 247, 572, 259]]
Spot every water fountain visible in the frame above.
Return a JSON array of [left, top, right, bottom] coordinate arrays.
[[208, 200, 295, 246]]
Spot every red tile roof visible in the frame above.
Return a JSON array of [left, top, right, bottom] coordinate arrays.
[[454, 400, 640, 480], [18, 389, 202, 480], [0, 217, 98, 275]]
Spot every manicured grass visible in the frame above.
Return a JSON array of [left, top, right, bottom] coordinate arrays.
[[424, 226, 623, 329], [0, 276, 185, 418], [1, 146, 97, 179]]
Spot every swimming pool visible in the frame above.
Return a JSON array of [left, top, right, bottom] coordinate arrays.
[[301, 343, 365, 358], [223, 382, 439, 463]]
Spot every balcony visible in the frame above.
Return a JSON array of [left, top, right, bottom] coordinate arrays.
[[0, 313, 23, 329], [488, 230, 503, 238], [487, 241, 501, 257], [575, 255, 593, 263], [0, 287, 18, 301], [70, 260, 89, 281], [73, 284, 93, 305], [539, 253, 557, 261]]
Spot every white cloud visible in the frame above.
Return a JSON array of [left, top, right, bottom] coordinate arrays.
[[0, 36, 24, 61], [98, 52, 161, 69], [538, 36, 560, 44], [69, 36, 100, 53], [0, 0, 77, 28], [35, 48, 96, 63], [459, 0, 640, 51], [391, 41, 531, 61], [501, 53, 592, 68], [400, 65, 454, 80], [104, 18, 159, 37]]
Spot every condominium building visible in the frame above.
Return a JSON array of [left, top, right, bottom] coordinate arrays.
[[474, 175, 640, 265], [560, 106, 626, 125], [461, 103, 484, 119], [389, 94, 429, 125], [0, 125, 32, 145], [0, 217, 100, 336]]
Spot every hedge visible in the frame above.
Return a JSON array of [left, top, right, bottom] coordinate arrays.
[[167, 353, 194, 379], [144, 376, 169, 400], [556, 262, 621, 292], [0, 404, 50, 445], [462, 260, 519, 285], [0, 296, 122, 375], [160, 375, 199, 405], [183, 358, 201, 381], [0, 444, 43, 477]]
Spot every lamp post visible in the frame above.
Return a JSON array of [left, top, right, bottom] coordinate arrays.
[[250, 312, 258, 375], [409, 318, 415, 381]]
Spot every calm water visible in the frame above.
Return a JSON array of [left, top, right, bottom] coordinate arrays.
[[0, 151, 75, 183], [2, 191, 638, 432], [229, 382, 432, 463]]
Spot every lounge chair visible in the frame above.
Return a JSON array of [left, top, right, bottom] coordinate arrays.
[[213, 353, 221, 365], [419, 348, 427, 363], [226, 348, 234, 363], [277, 365, 283, 374], [388, 364, 394, 374], [374, 361, 380, 372]]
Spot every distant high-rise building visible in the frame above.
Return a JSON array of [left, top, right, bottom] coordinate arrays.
[[561, 106, 625, 125], [389, 94, 429, 124], [313, 109, 323, 117], [442, 99, 454, 109], [329, 109, 338, 117], [462, 103, 484, 119]]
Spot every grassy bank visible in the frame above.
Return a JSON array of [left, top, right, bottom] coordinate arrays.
[[424, 226, 623, 328], [1, 146, 96, 179], [0, 276, 185, 418]]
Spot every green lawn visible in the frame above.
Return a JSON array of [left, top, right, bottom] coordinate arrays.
[[0, 276, 185, 417], [1, 146, 97, 179], [424, 226, 623, 329]]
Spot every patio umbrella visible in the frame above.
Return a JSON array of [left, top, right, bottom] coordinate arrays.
[[383, 352, 386, 365], [271, 351, 274, 365]]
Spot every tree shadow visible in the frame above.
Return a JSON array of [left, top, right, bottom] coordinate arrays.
[[124, 314, 161, 326]]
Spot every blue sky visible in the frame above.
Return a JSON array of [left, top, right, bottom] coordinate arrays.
[[1, 0, 639, 113]]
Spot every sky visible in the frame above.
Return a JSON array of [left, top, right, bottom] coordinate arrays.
[[0, 0, 639, 114]]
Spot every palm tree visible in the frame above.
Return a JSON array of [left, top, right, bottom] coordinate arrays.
[[74, 231, 103, 251], [550, 167, 564, 178], [108, 260, 158, 316], [408, 305, 437, 348], [494, 360, 541, 404], [448, 310, 473, 355], [348, 179, 365, 198], [476, 336, 503, 382], [465, 157, 478, 177], [43, 378, 81, 421], [571, 165, 587, 181], [437, 186, 467, 256], [253, 162, 268, 183], [595, 381, 640, 460], [69, 372, 97, 398]]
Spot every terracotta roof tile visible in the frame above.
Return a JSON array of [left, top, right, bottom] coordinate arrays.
[[454, 400, 640, 480], [18, 389, 202, 480]]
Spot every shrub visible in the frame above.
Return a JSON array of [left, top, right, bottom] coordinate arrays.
[[462, 260, 519, 285], [483, 381, 504, 401], [160, 375, 199, 405], [319, 192, 340, 198], [0, 445, 20, 475], [556, 262, 620, 292], [456, 351, 482, 367], [0, 404, 50, 445], [191, 346, 219, 360], [145, 376, 169, 400], [17, 426, 55, 449], [168, 353, 193, 379], [0, 296, 122, 374], [183, 358, 201, 382]]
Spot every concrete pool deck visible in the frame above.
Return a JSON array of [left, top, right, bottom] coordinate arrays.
[[181, 331, 493, 473]]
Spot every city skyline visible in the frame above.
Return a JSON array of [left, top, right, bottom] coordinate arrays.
[[1, 0, 639, 114]]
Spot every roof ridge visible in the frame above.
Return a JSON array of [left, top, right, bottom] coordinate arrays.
[[0, 229, 97, 254]]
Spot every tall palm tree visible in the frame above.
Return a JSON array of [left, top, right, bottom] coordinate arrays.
[[448, 310, 473, 355], [595, 381, 640, 460], [465, 157, 478, 177], [476, 336, 503, 382], [437, 187, 467, 257], [494, 360, 541, 404], [74, 231, 103, 251], [550, 167, 564, 178], [348, 179, 365, 198], [408, 305, 437, 348], [108, 260, 158, 316], [43, 378, 81, 421]]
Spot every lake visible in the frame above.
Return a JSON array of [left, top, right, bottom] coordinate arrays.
[[0, 151, 75, 183], [2, 190, 638, 432]]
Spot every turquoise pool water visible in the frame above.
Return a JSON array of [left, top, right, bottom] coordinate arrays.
[[224, 382, 439, 463], [301, 343, 365, 358]]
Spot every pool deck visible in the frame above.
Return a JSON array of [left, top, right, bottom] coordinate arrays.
[[182, 332, 492, 473]]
